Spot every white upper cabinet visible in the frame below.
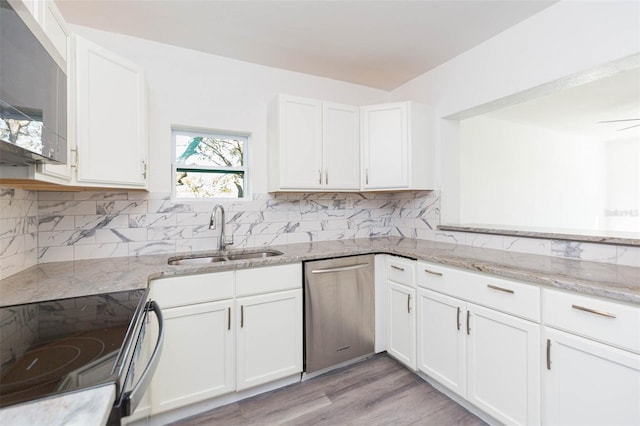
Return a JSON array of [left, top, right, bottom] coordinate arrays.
[[14, 0, 68, 64], [269, 95, 323, 190], [322, 102, 360, 190], [3, 10, 149, 190], [361, 101, 432, 190], [74, 35, 148, 188], [268, 95, 359, 191], [269, 95, 434, 192], [41, 1, 67, 62]]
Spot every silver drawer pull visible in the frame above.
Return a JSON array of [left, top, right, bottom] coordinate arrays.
[[572, 304, 616, 319], [424, 268, 443, 277], [391, 265, 405, 271], [487, 284, 514, 294]]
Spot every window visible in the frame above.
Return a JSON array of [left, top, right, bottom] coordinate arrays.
[[173, 128, 248, 199]]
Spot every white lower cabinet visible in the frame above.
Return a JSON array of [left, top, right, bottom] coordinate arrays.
[[466, 303, 540, 425], [236, 289, 302, 391], [146, 263, 302, 417], [417, 289, 540, 425], [386, 281, 416, 369], [417, 289, 466, 397], [385, 256, 417, 370], [416, 262, 541, 425], [542, 288, 640, 425], [543, 327, 640, 426], [151, 300, 234, 413]]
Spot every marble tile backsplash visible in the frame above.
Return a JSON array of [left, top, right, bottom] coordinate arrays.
[[35, 190, 429, 263], [0, 187, 638, 279], [0, 188, 38, 280]]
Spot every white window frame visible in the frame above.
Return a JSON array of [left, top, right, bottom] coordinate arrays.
[[172, 127, 250, 200]]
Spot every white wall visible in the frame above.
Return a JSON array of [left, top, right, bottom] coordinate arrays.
[[71, 25, 390, 195], [459, 115, 605, 230], [389, 0, 640, 225], [604, 137, 640, 232]]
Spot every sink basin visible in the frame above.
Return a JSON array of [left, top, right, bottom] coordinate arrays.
[[168, 249, 283, 266]]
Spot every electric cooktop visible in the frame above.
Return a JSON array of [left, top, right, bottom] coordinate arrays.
[[0, 289, 147, 408]]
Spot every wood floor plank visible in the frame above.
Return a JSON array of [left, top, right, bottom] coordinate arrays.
[[170, 355, 486, 426]]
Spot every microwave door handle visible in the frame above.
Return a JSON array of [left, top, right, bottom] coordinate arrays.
[[121, 300, 165, 417]]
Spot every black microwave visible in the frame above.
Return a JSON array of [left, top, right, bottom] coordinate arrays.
[[0, 0, 67, 166]]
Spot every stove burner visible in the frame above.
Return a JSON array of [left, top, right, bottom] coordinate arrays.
[[0, 327, 126, 406]]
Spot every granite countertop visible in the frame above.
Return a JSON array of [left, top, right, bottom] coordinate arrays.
[[1, 236, 639, 425], [2, 236, 639, 306], [0, 385, 115, 426]]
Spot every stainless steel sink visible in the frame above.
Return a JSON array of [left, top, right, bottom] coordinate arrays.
[[168, 249, 283, 266]]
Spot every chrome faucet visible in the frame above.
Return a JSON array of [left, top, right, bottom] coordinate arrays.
[[209, 204, 233, 251]]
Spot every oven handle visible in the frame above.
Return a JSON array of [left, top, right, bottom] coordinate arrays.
[[122, 300, 164, 417]]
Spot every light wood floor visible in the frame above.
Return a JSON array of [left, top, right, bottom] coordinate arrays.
[[171, 354, 486, 425]]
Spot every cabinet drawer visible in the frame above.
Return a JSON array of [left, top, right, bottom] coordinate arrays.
[[151, 271, 235, 308], [543, 289, 640, 353], [236, 263, 302, 297], [473, 274, 540, 322], [386, 256, 415, 287], [417, 261, 540, 322]]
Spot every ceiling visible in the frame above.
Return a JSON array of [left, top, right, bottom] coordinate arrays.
[[485, 66, 640, 138], [53, 0, 557, 90]]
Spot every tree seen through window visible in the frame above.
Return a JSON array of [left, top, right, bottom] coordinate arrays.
[[173, 129, 248, 199]]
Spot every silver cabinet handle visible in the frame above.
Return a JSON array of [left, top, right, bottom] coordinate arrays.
[[311, 263, 370, 274], [407, 293, 411, 314], [227, 307, 231, 330], [70, 148, 78, 168], [424, 268, 443, 277], [142, 160, 147, 179], [466, 310, 471, 335], [487, 284, 514, 294], [572, 304, 616, 319], [456, 306, 461, 331], [325, 168, 328, 185], [391, 265, 405, 271], [318, 170, 322, 185], [546, 339, 551, 370], [365, 168, 369, 185], [241, 305, 244, 328]]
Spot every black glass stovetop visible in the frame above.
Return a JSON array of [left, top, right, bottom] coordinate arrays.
[[0, 289, 147, 408]]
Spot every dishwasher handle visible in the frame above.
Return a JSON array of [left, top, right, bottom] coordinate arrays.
[[310, 263, 370, 274]]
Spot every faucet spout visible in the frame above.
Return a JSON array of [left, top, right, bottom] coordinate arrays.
[[209, 204, 233, 251]]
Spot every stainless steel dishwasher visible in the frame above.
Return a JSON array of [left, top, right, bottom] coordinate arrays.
[[304, 255, 375, 374]]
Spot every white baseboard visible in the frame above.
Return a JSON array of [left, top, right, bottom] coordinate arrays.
[[126, 374, 301, 426]]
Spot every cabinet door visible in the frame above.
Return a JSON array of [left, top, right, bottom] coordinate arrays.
[[278, 95, 323, 189], [386, 281, 416, 369], [322, 102, 359, 190], [74, 35, 147, 188], [42, 1, 68, 62], [544, 327, 640, 426], [236, 289, 302, 391], [150, 300, 234, 414], [417, 289, 466, 397], [466, 304, 540, 425], [361, 103, 408, 189]]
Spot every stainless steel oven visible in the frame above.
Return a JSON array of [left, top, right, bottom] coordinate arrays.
[[0, 289, 164, 425]]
